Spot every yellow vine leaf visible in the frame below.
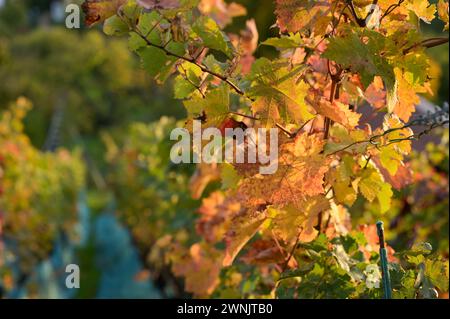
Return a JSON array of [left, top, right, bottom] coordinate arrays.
[[406, 0, 437, 24], [327, 155, 360, 207], [324, 124, 369, 155], [359, 168, 386, 202], [438, 0, 449, 30], [369, 114, 413, 176], [269, 196, 330, 244], [392, 68, 421, 122], [383, 115, 413, 154], [250, 63, 314, 126], [358, 165, 393, 214], [379, 146, 403, 176]]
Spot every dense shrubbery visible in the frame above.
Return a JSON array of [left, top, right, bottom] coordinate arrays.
[[0, 98, 85, 295]]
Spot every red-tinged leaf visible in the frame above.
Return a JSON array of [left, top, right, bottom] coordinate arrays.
[[199, 0, 247, 28], [359, 225, 397, 263], [372, 156, 413, 191], [365, 76, 386, 109]]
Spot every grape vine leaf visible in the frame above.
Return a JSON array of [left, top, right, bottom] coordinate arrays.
[[223, 209, 267, 266], [275, 0, 331, 36], [138, 41, 185, 83], [239, 133, 330, 207], [192, 16, 234, 58], [323, 30, 395, 91], [438, 0, 449, 30], [171, 243, 223, 296], [406, 0, 436, 24], [269, 196, 330, 244], [183, 84, 230, 128], [248, 59, 314, 126], [312, 99, 361, 130]]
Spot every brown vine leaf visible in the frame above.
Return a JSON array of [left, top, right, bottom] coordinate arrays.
[[229, 19, 259, 74], [81, 0, 127, 26], [240, 239, 286, 266], [237, 19, 259, 55]]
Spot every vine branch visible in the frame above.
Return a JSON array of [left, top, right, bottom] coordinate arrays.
[[379, 0, 405, 24], [132, 28, 246, 97], [327, 115, 449, 156]]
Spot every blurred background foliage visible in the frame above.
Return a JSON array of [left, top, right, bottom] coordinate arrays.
[[0, 0, 448, 298]]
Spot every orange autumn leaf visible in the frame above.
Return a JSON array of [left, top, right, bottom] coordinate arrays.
[[196, 191, 241, 243], [365, 76, 386, 109], [239, 133, 330, 208], [392, 68, 421, 122], [312, 98, 361, 129], [171, 243, 223, 297], [198, 0, 247, 28]]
